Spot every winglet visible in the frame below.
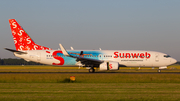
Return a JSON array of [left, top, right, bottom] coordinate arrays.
[[70, 47, 74, 50], [59, 44, 69, 56]]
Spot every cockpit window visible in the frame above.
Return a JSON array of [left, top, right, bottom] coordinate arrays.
[[164, 55, 171, 58]]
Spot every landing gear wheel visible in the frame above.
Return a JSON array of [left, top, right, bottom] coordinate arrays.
[[158, 69, 161, 73], [89, 68, 95, 73]]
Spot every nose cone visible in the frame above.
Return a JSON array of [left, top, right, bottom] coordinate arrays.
[[171, 58, 177, 64]]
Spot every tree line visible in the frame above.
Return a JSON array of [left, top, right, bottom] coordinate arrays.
[[0, 58, 43, 65]]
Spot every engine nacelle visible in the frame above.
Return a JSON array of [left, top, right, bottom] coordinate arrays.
[[99, 62, 119, 70]]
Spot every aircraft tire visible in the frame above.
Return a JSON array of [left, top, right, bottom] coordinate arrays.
[[158, 69, 161, 73], [89, 68, 95, 73]]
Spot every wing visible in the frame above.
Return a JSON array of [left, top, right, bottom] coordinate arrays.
[[59, 44, 104, 67]]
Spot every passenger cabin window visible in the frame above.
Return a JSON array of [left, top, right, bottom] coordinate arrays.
[[164, 55, 171, 58]]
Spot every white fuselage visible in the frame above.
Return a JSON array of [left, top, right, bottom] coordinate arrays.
[[14, 50, 177, 68]]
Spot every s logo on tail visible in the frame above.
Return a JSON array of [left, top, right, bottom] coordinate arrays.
[[9, 19, 51, 51]]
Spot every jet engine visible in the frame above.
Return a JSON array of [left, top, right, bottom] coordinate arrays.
[[99, 62, 119, 70]]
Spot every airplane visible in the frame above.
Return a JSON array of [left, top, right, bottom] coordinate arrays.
[[5, 19, 177, 73]]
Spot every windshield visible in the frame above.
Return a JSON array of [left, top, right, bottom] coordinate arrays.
[[164, 55, 171, 58]]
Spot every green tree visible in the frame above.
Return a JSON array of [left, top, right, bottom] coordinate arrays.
[[0, 58, 43, 65]]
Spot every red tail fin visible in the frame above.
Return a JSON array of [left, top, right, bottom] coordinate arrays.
[[9, 19, 51, 51]]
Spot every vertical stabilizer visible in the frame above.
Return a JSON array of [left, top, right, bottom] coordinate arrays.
[[9, 19, 51, 51]]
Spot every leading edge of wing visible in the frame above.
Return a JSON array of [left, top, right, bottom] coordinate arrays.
[[59, 44, 103, 64]]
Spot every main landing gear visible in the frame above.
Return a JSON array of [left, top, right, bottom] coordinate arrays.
[[158, 69, 161, 73], [89, 68, 95, 73]]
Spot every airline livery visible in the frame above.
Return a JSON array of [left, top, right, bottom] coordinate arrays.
[[5, 19, 177, 72]]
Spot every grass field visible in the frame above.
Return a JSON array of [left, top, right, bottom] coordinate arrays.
[[0, 65, 180, 100], [0, 65, 180, 73], [0, 74, 180, 101], [0, 83, 180, 101]]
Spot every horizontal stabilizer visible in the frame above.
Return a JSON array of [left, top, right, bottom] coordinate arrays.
[[5, 48, 27, 54]]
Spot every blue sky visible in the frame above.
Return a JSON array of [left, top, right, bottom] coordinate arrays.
[[0, 0, 180, 60]]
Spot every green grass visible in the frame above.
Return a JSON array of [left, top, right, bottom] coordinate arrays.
[[0, 65, 180, 73], [0, 65, 88, 72], [0, 74, 180, 101], [0, 83, 180, 101], [0, 65, 180, 100], [0, 73, 180, 83]]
